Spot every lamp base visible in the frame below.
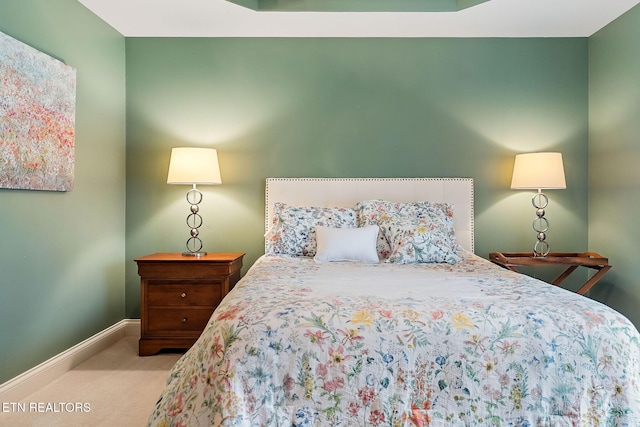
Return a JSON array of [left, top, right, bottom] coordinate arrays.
[[182, 251, 207, 257], [531, 191, 550, 257]]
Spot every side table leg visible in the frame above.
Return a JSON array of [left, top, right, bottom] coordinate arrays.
[[575, 265, 612, 296], [552, 265, 578, 286]]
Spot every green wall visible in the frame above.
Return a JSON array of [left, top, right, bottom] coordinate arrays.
[[125, 37, 590, 317], [10, 3, 640, 385], [589, 5, 640, 328], [0, 0, 126, 383]]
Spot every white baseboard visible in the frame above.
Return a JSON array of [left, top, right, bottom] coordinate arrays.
[[0, 319, 140, 403]]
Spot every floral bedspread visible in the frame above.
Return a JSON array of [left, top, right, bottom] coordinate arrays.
[[148, 254, 640, 427]]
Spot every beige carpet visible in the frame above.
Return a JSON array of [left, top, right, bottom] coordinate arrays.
[[0, 336, 182, 427]]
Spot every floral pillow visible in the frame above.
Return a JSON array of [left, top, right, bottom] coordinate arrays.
[[265, 203, 357, 257], [356, 199, 459, 262], [380, 217, 461, 264], [355, 200, 395, 259]]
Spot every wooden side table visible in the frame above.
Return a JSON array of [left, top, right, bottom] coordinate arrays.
[[489, 252, 611, 296], [135, 252, 244, 356]]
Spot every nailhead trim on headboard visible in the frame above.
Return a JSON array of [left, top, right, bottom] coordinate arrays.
[[265, 177, 475, 253]]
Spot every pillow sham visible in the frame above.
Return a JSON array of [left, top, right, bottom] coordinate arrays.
[[380, 217, 461, 264], [265, 203, 357, 257], [356, 199, 459, 262], [314, 225, 380, 263]]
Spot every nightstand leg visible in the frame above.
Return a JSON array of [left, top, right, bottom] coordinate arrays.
[[575, 265, 612, 295], [552, 266, 579, 286]]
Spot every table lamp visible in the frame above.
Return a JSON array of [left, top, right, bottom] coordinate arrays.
[[511, 152, 566, 257], [167, 147, 222, 256]]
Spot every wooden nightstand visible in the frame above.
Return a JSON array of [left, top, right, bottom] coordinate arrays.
[[135, 252, 244, 356], [489, 252, 611, 296]]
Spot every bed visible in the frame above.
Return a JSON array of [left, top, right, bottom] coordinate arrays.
[[148, 178, 640, 427]]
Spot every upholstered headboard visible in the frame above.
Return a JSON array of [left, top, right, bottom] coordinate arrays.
[[265, 177, 474, 253]]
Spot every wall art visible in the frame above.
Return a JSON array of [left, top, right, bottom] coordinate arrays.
[[0, 31, 76, 191]]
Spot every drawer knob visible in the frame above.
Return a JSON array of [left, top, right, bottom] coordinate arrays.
[[181, 292, 187, 298], [181, 317, 188, 323]]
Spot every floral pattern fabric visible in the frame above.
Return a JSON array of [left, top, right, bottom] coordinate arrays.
[[380, 218, 461, 264], [265, 203, 357, 257], [148, 254, 640, 427], [356, 200, 460, 262]]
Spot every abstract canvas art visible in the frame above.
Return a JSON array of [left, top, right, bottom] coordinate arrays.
[[0, 31, 76, 191]]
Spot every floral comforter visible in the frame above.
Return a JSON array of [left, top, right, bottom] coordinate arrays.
[[148, 254, 640, 427]]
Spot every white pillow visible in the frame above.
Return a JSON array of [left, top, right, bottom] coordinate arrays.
[[313, 226, 380, 263]]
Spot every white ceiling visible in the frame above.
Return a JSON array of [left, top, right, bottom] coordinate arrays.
[[76, 0, 639, 38]]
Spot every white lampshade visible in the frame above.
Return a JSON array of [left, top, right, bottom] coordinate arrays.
[[167, 147, 222, 185], [511, 152, 566, 190]]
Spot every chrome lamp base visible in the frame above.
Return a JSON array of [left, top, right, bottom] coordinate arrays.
[[531, 190, 550, 257], [182, 251, 207, 257], [181, 184, 207, 257]]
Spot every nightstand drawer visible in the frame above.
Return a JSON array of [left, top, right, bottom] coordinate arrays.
[[148, 308, 214, 333], [147, 282, 223, 307]]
